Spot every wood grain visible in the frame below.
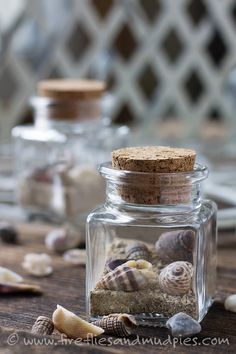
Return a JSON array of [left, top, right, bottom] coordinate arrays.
[[0, 222, 236, 353]]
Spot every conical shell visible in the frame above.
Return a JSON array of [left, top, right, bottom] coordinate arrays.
[[155, 230, 195, 263], [92, 314, 137, 337], [0, 282, 42, 295], [126, 242, 150, 261], [96, 262, 156, 292], [159, 261, 193, 296], [52, 305, 104, 339]]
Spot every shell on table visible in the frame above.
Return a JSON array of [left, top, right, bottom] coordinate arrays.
[[96, 261, 156, 292], [45, 226, 82, 254], [52, 305, 104, 339], [224, 294, 236, 313], [155, 230, 195, 264], [159, 261, 193, 296], [22, 253, 53, 277], [92, 313, 137, 337], [63, 248, 86, 265], [0, 282, 42, 295], [126, 242, 150, 261], [166, 312, 201, 337], [0, 267, 23, 283]]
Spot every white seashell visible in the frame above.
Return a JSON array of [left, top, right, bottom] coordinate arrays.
[[63, 249, 86, 265], [52, 305, 104, 339], [159, 261, 193, 296], [22, 253, 53, 277], [45, 226, 81, 253], [0, 267, 23, 283], [224, 294, 236, 313]]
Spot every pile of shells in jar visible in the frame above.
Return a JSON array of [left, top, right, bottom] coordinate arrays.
[[90, 229, 198, 319]]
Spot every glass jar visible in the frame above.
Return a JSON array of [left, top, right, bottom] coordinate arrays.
[[12, 80, 129, 228], [86, 161, 217, 325]]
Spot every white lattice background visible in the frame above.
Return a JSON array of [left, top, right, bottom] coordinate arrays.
[[0, 0, 236, 139]]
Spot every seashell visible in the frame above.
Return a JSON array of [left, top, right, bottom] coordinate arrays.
[[92, 313, 137, 337], [22, 253, 53, 277], [105, 259, 128, 273], [0, 222, 18, 244], [96, 262, 156, 292], [155, 230, 195, 264], [63, 249, 86, 265], [224, 294, 236, 313], [0, 267, 23, 283], [31, 316, 54, 335], [166, 312, 201, 337], [159, 261, 193, 296], [52, 305, 104, 339], [45, 226, 81, 253], [126, 242, 150, 261], [0, 282, 42, 295], [125, 259, 153, 270]]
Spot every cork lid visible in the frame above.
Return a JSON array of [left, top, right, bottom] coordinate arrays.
[[37, 79, 106, 100], [112, 146, 196, 173]]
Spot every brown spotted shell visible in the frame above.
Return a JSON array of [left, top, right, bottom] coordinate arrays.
[[159, 261, 193, 296], [155, 230, 195, 263], [126, 242, 150, 261], [92, 313, 137, 337], [96, 262, 156, 292]]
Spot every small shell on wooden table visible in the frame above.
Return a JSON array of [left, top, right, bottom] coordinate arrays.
[[166, 312, 201, 337], [31, 316, 54, 335], [96, 261, 156, 292], [92, 313, 137, 337], [63, 249, 86, 265], [45, 226, 82, 253], [155, 230, 195, 263], [159, 261, 193, 296], [126, 242, 150, 261], [52, 305, 104, 339], [224, 294, 236, 313], [0, 267, 23, 283], [0, 282, 42, 295], [22, 253, 53, 277]]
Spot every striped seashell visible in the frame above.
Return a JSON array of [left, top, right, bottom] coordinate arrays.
[[105, 259, 128, 273], [159, 261, 193, 296], [126, 242, 150, 261], [96, 263, 156, 292], [155, 230, 195, 264], [92, 313, 137, 337]]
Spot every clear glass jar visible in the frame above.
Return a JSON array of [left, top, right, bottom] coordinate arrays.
[[86, 162, 217, 325], [12, 80, 129, 228]]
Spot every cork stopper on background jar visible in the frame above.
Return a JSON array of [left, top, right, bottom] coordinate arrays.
[[32, 79, 106, 121], [111, 146, 196, 205]]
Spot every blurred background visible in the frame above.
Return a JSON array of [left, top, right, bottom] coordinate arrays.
[[0, 0, 236, 144]]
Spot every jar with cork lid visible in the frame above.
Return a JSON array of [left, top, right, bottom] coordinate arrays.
[[86, 146, 217, 325], [12, 79, 129, 226]]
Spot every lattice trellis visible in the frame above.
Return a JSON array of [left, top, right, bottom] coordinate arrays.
[[0, 0, 236, 139]]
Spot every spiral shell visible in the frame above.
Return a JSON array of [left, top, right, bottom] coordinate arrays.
[[159, 261, 193, 296], [155, 230, 195, 263], [92, 313, 137, 337], [105, 259, 128, 273], [126, 242, 150, 261], [96, 261, 156, 292]]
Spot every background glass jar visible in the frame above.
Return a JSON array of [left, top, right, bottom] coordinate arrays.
[[12, 80, 129, 229], [86, 162, 217, 325]]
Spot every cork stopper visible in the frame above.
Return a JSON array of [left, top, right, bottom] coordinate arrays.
[[38, 79, 106, 100], [35, 79, 106, 121], [112, 146, 196, 173], [31, 316, 54, 336], [111, 146, 196, 205]]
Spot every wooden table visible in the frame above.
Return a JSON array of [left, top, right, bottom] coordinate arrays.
[[0, 222, 236, 353]]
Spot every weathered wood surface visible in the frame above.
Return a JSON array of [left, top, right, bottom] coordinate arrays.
[[0, 222, 236, 353]]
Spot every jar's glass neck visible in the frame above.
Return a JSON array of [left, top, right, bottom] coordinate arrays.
[[99, 162, 208, 213]]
